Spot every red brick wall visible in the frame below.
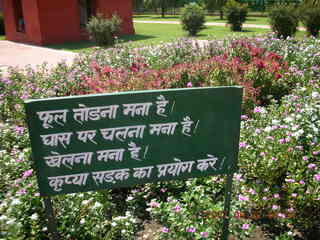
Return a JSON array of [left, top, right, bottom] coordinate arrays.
[[95, 0, 135, 35], [36, 0, 82, 44], [3, 0, 134, 45], [3, 0, 43, 44]]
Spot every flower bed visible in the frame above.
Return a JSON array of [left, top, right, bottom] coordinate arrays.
[[0, 35, 319, 239]]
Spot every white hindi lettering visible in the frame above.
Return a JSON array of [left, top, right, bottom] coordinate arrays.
[[128, 142, 141, 161], [73, 104, 119, 125], [155, 95, 169, 117], [149, 122, 178, 136], [96, 149, 125, 162], [133, 166, 153, 179], [181, 116, 194, 137], [196, 154, 220, 172], [48, 173, 89, 192], [45, 151, 93, 169], [123, 102, 153, 117], [92, 169, 130, 185], [100, 125, 146, 142], [157, 158, 195, 178], [37, 110, 68, 129], [40, 132, 73, 149], [77, 130, 97, 144]]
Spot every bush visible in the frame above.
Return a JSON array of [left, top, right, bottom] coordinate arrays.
[[0, 12, 5, 35], [86, 14, 122, 47], [223, 0, 248, 31], [180, 3, 206, 36], [299, 4, 320, 37], [268, 5, 299, 39]]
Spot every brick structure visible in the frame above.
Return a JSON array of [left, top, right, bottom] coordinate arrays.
[[2, 0, 134, 45]]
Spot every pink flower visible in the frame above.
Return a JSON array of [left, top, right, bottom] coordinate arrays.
[[285, 179, 295, 183], [248, 189, 256, 195], [22, 169, 33, 178], [201, 232, 209, 238], [272, 205, 279, 210], [241, 115, 248, 120], [242, 224, 250, 230], [279, 139, 286, 144], [16, 188, 27, 195], [186, 227, 196, 233], [187, 82, 193, 88], [278, 213, 286, 218], [239, 142, 247, 148], [162, 227, 169, 233], [238, 194, 249, 201], [273, 193, 280, 199], [260, 152, 266, 157], [314, 174, 320, 182], [308, 163, 316, 169], [291, 193, 297, 197], [303, 156, 309, 161], [173, 205, 182, 213], [149, 201, 160, 208]]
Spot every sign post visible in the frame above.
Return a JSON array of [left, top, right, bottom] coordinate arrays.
[[25, 86, 242, 239]]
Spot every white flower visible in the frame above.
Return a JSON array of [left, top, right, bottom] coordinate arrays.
[[127, 196, 134, 201], [30, 213, 38, 220], [0, 215, 8, 221], [80, 218, 85, 224], [284, 117, 293, 123], [92, 202, 102, 209], [81, 200, 90, 206], [111, 222, 117, 227], [264, 126, 272, 132], [6, 219, 15, 225], [11, 198, 21, 206], [272, 119, 280, 125], [312, 92, 319, 98]]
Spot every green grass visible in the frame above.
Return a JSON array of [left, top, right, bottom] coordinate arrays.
[[134, 14, 270, 25], [46, 41, 96, 53], [47, 23, 270, 52], [0, 35, 5, 40]]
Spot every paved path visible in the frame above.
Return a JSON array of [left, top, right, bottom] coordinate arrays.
[[134, 20, 306, 31], [0, 40, 77, 74]]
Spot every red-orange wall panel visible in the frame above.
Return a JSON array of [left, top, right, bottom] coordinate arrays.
[[36, 0, 82, 44]]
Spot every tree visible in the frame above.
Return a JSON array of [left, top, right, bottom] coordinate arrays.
[[201, 0, 227, 19], [144, 0, 171, 18]]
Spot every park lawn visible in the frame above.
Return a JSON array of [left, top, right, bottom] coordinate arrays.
[[134, 14, 270, 25], [47, 23, 270, 52]]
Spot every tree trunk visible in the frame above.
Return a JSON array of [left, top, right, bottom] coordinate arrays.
[[220, 10, 224, 20]]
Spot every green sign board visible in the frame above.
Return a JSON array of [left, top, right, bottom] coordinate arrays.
[[25, 87, 242, 196]]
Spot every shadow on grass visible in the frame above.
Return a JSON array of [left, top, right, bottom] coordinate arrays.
[[134, 15, 179, 20], [46, 41, 96, 51], [118, 34, 156, 43], [46, 34, 156, 52]]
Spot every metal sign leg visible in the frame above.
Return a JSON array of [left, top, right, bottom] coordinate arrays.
[[221, 173, 234, 240], [43, 197, 60, 240]]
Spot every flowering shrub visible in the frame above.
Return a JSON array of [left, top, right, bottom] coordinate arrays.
[[1, 35, 320, 239], [238, 83, 320, 239], [79, 39, 290, 113]]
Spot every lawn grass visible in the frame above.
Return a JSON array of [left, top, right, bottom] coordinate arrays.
[[47, 23, 270, 52], [134, 14, 270, 25], [0, 35, 5, 40]]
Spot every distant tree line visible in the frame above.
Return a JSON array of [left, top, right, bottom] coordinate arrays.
[[133, 0, 309, 18]]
